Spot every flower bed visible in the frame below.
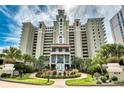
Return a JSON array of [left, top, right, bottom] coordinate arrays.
[[36, 69, 81, 79], [36, 73, 81, 79]]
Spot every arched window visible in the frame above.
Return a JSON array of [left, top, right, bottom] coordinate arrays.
[[39, 23, 42, 28], [59, 36, 62, 43], [58, 35, 64, 44], [60, 18, 62, 22]]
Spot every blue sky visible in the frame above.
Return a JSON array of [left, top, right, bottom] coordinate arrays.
[[0, 5, 122, 52]]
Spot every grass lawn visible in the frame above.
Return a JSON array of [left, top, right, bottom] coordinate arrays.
[[5, 74, 54, 85], [66, 74, 96, 86]]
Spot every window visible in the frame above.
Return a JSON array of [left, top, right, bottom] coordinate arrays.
[[60, 29, 62, 31], [52, 48, 56, 52], [65, 55, 69, 63], [60, 26, 62, 28], [51, 55, 56, 63], [60, 32, 62, 34], [59, 48, 62, 52], [39, 23, 42, 28], [60, 22, 62, 25], [76, 21, 79, 26], [59, 36, 63, 43], [57, 55, 63, 63], [60, 19, 62, 22], [65, 48, 69, 52], [83, 52, 88, 54], [98, 32, 100, 34]]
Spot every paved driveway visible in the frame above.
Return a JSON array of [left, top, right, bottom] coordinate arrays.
[[51, 73, 87, 88]]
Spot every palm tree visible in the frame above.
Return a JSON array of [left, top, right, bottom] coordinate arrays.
[[97, 44, 124, 63], [72, 57, 84, 70], [0, 47, 22, 64], [36, 55, 48, 71], [22, 54, 32, 64]]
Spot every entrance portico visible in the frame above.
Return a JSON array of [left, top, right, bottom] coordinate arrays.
[[50, 44, 71, 72]]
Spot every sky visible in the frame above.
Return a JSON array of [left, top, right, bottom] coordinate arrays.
[[0, 5, 122, 53]]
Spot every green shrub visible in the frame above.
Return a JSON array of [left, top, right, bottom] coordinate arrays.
[[104, 73, 109, 79], [70, 71, 75, 75], [96, 80, 102, 84], [59, 73, 61, 76], [14, 63, 25, 72], [53, 70, 57, 76], [37, 71, 43, 74], [1, 73, 11, 78], [36, 73, 41, 77], [25, 65, 35, 73], [63, 71, 66, 76], [100, 76, 107, 83], [36, 73, 81, 79], [111, 76, 118, 81]]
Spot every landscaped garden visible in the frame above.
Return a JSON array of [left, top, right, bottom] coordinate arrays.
[[0, 47, 54, 85], [0, 43, 124, 86], [36, 69, 81, 79], [4, 74, 54, 85], [66, 74, 96, 86]]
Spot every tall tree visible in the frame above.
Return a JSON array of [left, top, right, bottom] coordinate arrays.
[[72, 57, 85, 70], [0, 47, 22, 64], [22, 54, 32, 64], [96, 44, 124, 63], [36, 55, 48, 71]]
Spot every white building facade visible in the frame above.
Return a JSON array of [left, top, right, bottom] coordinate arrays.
[[110, 6, 124, 45], [20, 9, 107, 71]]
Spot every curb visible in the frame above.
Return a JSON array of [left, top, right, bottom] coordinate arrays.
[[0, 78, 53, 86], [66, 84, 124, 86]]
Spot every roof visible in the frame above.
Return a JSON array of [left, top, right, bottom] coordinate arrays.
[[107, 63, 120, 67], [107, 67, 123, 72], [51, 44, 70, 48]]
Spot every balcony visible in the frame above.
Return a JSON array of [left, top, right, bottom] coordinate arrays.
[[50, 52, 70, 55]]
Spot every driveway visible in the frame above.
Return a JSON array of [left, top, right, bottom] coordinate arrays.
[[51, 73, 87, 88]]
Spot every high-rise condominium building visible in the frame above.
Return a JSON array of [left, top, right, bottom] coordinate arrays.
[[20, 9, 106, 71], [110, 6, 124, 45]]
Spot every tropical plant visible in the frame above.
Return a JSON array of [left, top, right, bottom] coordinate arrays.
[[100, 76, 107, 83], [0, 47, 22, 64], [14, 63, 25, 78], [22, 54, 32, 64], [111, 76, 118, 82], [96, 44, 124, 63], [71, 57, 85, 70], [106, 56, 120, 63], [35, 55, 48, 71]]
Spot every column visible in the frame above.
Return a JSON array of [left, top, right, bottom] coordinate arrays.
[[49, 55, 51, 70], [55, 55, 57, 70], [69, 54, 71, 68], [63, 55, 65, 70]]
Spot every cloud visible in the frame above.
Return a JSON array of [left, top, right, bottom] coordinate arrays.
[[0, 5, 13, 19], [0, 46, 9, 53]]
